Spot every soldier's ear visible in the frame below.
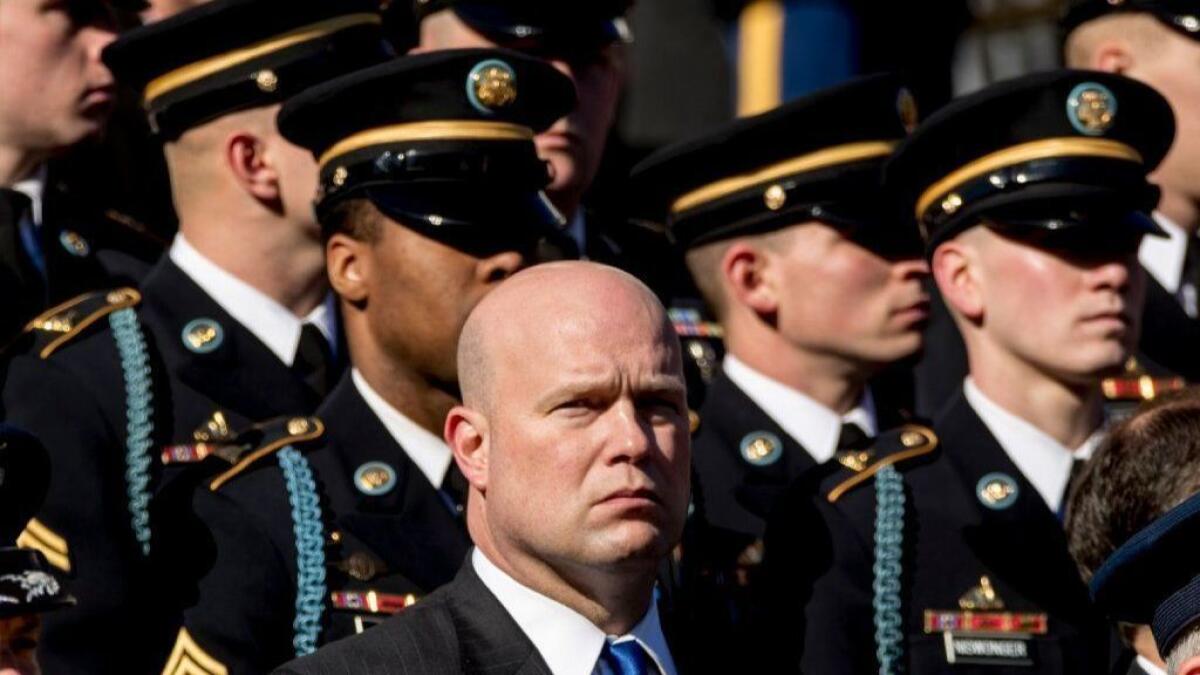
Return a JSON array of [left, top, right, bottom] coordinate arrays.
[[932, 238, 984, 323], [446, 406, 488, 493], [327, 232, 371, 304], [723, 242, 778, 318], [1178, 654, 1200, 675], [224, 131, 280, 205]]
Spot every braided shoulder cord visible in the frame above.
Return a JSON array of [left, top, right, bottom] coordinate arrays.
[[109, 307, 154, 556], [278, 446, 327, 657], [873, 463, 906, 675]]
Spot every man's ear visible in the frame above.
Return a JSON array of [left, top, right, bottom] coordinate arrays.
[[932, 238, 985, 323], [446, 405, 488, 493], [723, 242, 778, 318], [1089, 38, 1134, 74], [1178, 654, 1200, 675], [327, 232, 371, 304], [224, 131, 281, 206]]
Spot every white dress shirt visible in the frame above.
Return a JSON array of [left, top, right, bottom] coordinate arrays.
[[723, 354, 878, 464], [11, 166, 46, 225], [471, 549, 678, 675], [169, 234, 335, 366], [351, 368, 453, 488], [1137, 655, 1168, 675], [1140, 211, 1197, 318], [963, 378, 1103, 514]]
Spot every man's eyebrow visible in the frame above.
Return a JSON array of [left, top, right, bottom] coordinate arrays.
[[535, 377, 617, 409], [636, 375, 687, 396]]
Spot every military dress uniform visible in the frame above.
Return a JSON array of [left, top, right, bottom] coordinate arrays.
[[0, 3, 391, 672], [761, 70, 1176, 673], [628, 74, 929, 668], [152, 48, 579, 674]]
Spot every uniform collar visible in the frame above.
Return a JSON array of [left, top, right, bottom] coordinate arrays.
[[350, 368, 452, 488], [963, 378, 1102, 513], [1136, 655, 1168, 675], [723, 354, 877, 463], [1139, 211, 1188, 294], [11, 165, 47, 225], [471, 549, 677, 675], [169, 233, 334, 366]]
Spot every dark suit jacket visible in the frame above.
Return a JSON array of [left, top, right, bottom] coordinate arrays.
[[1139, 275, 1200, 381], [275, 560, 553, 675], [760, 390, 1110, 674], [156, 373, 470, 674], [3, 256, 326, 674]]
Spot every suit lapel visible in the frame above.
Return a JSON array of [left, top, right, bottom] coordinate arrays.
[[310, 375, 469, 591], [936, 393, 1094, 618], [446, 561, 551, 675], [140, 258, 320, 421]]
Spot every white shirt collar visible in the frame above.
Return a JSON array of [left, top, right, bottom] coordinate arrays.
[[471, 549, 677, 675], [723, 354, 877, 463], [1136, 655, 1168, 675], [11, 165, 47, 225], [350, 368, 452, 488], [1140, 212, 1188, 294], [963, 378, 1103, 513], [169, 234, 334, 366]]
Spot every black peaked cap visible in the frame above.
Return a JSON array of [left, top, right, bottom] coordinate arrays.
[[1062, 0, 1200, 40], [414, 0, 632, 49]]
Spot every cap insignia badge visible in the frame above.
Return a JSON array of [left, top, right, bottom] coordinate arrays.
[[740, 432, 783, 467], [467, 59, 518, 114], [1067, 82, 1117, 136]]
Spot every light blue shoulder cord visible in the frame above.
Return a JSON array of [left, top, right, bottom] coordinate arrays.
[[109, 308, 154, 556], [278, 446, 327, 657], [873, 463, 906, 675]]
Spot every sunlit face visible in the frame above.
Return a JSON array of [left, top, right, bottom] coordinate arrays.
[[0, 615, 41, 675], [943, 227, 1146, 384], [0, 0, 118, 157], [768, 223, 931, 367], [482, 291, 690, 572]]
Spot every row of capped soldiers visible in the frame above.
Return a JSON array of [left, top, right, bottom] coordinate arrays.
[[4, 0, 1200, 674]]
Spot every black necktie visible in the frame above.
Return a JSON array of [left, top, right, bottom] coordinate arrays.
[[293, 323, 333, 397], [440, 462, 468, 517], [1058, 457, 1088, 522], [1184, 235, 1200, 315], [837, 423, 872, 452]]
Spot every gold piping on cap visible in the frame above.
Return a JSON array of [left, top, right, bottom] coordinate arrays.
[[914, 137, 1143, 221], [318, 120, 534, 169], [143, 13, 382, 105], [670, 140, 897, 216]]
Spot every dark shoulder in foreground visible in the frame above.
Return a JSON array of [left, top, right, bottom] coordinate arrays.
[[272, 585, 460, 674]]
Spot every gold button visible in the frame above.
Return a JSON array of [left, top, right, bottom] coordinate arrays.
[[254, 69, 279, 93], [287, 418, 311, 435], [900, 430, 926, 448], [763, 184, 787, 211], [941, 193, 963, 214]]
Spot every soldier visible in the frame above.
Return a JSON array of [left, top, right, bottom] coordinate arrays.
[[628, 74, 932, 665], [0, 425, 75, 675], [1, 1, 393, 671], [150, 49, 578, 674], [1062, 0, 1200, 382], [762, 70, 1172, 673], [0, 0, 161, 346]]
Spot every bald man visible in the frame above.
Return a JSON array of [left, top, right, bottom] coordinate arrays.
[[278, 262, 692, 675], [1062, 1, 1200, 381]]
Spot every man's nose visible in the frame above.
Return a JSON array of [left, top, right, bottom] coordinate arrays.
[[608, 400, 654, 464]]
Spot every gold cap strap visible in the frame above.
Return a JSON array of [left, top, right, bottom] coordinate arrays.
[[914, 137, 1143, 220], [144, 13, 382, 104], [318, 121, 534, 168], [670, 140, 897, 215]]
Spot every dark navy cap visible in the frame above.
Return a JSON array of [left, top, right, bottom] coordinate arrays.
[[886, 70, 1174, 253], [629, 74, 922, 257], [278, 49, 576, 243], [1063, 0, 1200, 40], [414, 0, 632, 56], [102, 0, 394, 139], [1091, 490, 1200, 655], [0, 548, 75, 618]]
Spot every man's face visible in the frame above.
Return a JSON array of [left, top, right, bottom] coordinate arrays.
[[0, 0, 118, 156], [768, 223, 931, 367], [1125, 26, 1200, 206], [952, 227, 1145, 384], [483, 295, 690, 573], [266, 123, 321, 237], [0, 615, 40, 675], [417, 11, 626, 215], [363, 221, 529, 394]]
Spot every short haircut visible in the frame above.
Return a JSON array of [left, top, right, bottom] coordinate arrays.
[[320, 197, 383, 244], [1063, 13, 1167, 67], [1168, 625, 1200, 675], [683, 226, 798, 322], [1067, 387, 1200, 584]]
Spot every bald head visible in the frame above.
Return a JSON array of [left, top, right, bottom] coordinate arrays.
[[458, 261, 679, 413]]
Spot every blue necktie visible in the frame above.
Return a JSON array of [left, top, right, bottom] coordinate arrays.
[[598, 638, 655, 675]]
